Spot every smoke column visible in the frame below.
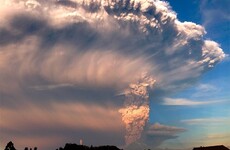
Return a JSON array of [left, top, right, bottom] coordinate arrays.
[[119, 74, 155, 145]]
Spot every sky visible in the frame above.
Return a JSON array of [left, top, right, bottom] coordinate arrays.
[[150, 0, 230, 148], [150, 0, 230, 149], [0, 0, 229, 150]]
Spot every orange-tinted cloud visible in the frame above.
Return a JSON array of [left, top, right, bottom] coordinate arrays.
[[0, 102, 125, 149]]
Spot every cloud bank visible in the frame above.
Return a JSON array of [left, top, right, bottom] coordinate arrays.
[[0, 0, 225, 149], [0, 102, 124, 149]]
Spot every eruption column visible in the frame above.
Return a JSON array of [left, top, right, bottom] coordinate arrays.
[[119, 75, 155, 145]]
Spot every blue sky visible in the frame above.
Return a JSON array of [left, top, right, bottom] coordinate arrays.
[[149, 0, 230, 148]]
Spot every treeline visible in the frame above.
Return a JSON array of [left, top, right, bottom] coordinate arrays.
[[4, 141, 122, 150], [57, 143, 122, 150]]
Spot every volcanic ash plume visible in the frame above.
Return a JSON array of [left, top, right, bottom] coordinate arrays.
[[0, 0, 226, 148], [119, 75, 155, 145]]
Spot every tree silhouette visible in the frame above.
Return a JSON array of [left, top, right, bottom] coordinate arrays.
[[4, 141, 16, 150], [4, 141, 122, 150]]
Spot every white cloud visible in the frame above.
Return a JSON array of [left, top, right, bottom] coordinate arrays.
[[197, 83, 218, 92], [162, 97, 224, 106], [206, 133, 230, 139], [191, 83, 220, 98], [200, 0, 230, 27], [181, 118, 229, 125]]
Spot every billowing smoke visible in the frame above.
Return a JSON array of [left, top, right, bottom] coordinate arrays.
[[0, 0, 226, 148], [119, 74, 155, 144]]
